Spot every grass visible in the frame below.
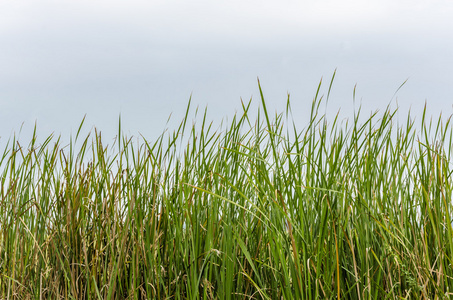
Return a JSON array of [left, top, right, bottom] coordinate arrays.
[[1, 76, 453, 299]]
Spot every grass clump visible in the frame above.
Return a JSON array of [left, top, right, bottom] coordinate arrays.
[[1, 78, 453, 299]]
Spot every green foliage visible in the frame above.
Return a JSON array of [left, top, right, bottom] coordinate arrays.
[[1, 78, 453, 299]]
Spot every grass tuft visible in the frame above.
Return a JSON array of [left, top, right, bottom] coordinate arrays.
[[1, 79, 453, 299]]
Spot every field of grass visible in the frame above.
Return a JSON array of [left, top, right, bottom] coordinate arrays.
[[1, 78, 453, 299]]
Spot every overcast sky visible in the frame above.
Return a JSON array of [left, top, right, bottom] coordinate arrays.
[[1, 0, 452, 146]]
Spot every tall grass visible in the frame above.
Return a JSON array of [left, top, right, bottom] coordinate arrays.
[[1, 78, 453, 299]]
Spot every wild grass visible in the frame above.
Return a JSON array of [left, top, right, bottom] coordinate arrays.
[[1, 77, 453, 299]]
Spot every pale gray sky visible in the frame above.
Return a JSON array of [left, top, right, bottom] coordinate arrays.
[[1, 0, 452, 145]]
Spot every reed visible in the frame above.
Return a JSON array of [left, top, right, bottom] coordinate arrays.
[[1, 77, 453, 299]]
